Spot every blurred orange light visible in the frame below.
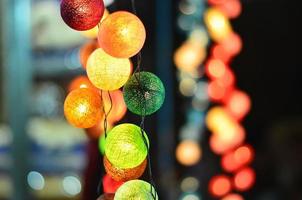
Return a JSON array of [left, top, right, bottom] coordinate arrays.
[[79, 40, 99, 69], [208, 0, 226, 5], [222, 193, 244, 200], [225, 89, 251, 121], [85, 118, 113, 139], [217, 68, 235, 88], [221, 32, 243, 56], [174, 41, 207, 73], [68, 76, 95, 92], [208, 80, 227, 102], [209, 175, 232, 197], [216, 0, 242, 19], [64, 88, 102, 128], [176, 140, 202, 166], [206, 58, 227, 79], [234, 167, 256, 191]]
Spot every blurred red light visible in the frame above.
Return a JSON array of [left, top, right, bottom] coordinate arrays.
[[221, 32, 243, 56], [205, 58, 228, 79], [209, 175, 232, 197], [215, 0, 242, 19], [103, 174, 124, 193], [221, 144, 254, 172], [211, 44, 232, 63], [234, 167, 256, 191]]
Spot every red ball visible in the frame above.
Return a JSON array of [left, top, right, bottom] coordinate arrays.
[[60, 0, 105, 31]]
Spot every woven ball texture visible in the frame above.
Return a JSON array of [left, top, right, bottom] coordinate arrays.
[[123, 72, 165, 116]]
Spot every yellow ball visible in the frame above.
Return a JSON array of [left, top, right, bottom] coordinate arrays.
[[98, 11, 146, 58], [86, 48, 131, 91], [64, 88, 102, 128]]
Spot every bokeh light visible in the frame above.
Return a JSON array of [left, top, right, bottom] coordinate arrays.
[[220, 32, 242, 56], [181, 177, 200, 192], [234, 167, 256, 191], [204, 8, 232, 42], [211, 44, 232, 63], [179, 77, 198, 97], [86, 48, 131, 91], [215, 0, 242, 19], [98, 11, 146, 58], [62, 176, 82, 196], [174, 41, 207, 73], [209, 175, 232, 197], [225, 90, 251, 121], [205, 58, 227, 79], [27, 171, 45, 190], [176, 140, 202, 166], [64, 88, 103, 128]]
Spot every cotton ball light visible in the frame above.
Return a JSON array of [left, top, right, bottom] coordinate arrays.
[[98, 11, 146, 58], [64, 88, 102, 128], [68, 75, 95, 92], [123, 72, 165, 116], [104, 156, 147, 182], [60, 0, 104, 31], [87, 48, 131, 91], [114, 180, 158, 200], [105, 123, 149, 169]]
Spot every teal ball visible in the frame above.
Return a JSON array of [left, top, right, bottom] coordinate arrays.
[[123, 72, 165, 116]]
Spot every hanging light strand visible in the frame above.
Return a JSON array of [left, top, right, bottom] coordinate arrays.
[[131, 0, 157, 198]]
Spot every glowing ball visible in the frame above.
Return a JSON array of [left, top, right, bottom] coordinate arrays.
[[207, 80, 231, 102], [79, 40, 99, 69], [103, 174, 124, 193], [87, 48, 131, 91], [100, 90, 127, 123], [209, 175, 232, 197], [80, 9, 109, 39], [174, 41, 207, 73], [98, 11, 146, 58], [221, 144, 254, 172], [105, 123, 149, 169], [234, 167, 256, 191], [123, 72, 165, 116], [222, 193, 244, 200], [114, 180, 158, 200], [64, 88, 102, 128], [225, 90, 251, 121], [104, 156, 147, 182], [68, 76, 95, 92], [60, 0, 104, 31], [211, 44, 232, 63], [176, 140, 202, 166], [204, 8, 232, 42]]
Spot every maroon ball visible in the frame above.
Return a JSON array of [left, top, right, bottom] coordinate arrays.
[[60, 0, 105, 31]]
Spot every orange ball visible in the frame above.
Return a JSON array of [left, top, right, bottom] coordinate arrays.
[[104, 156, 147, 182], [79, 40, 99, 69], [176, 140, 202, 166], [209, 175, 232, 197], [64, 88, 102, 128], [98, 11, 146, 58], [68, 75, 95, 92], [234, 167, 256, 191], [100, 90, 127, 123]]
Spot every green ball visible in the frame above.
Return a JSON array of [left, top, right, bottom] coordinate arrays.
[[123, 72, 165, 116], [105, 123, 149, 169], [98, 134, 106, 155], [114, 180, 158, 200]]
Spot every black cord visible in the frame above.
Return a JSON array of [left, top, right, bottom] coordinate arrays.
[[100, 90, 113, 139]]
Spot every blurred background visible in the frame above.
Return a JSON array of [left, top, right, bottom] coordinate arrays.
[[0, 0, 302, 200]]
